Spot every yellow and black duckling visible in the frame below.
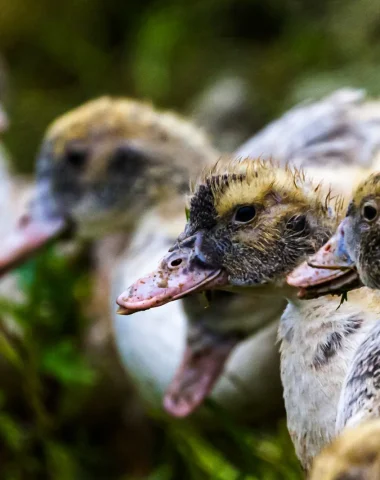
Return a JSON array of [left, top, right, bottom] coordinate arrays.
[[117, 157, 380, 470], [309, 420, 380, 480]]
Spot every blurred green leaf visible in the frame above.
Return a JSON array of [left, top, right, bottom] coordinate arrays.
[[172, 425, 258, 480], [145, 465, 173, 480], [45, 441, 79, 480], [0, 330, 23, 369], [0, 412, 25, 451], [41, 340, 96, 386]]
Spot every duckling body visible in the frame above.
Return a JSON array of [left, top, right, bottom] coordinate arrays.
[[279, 290, 380, 469], [336, 319, 380, 432]]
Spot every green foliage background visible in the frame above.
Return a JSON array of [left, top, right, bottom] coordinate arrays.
[[0, 0, 379, 478], [1, 0, 380, 172]]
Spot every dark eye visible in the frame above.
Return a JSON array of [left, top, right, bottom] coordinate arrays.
[[362, 203, 378, 222], [286, 215, 307, 233], [234, 205, 256, 223], [65, 145, 88, 169], [108, 145, 145, 175]]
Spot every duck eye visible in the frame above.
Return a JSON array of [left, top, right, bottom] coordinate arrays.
[[234, 205, 256, 224], [65, 145, 88, 169], [286, 215, 307, 233], [108, 145, 145, 174], [362, 203, 378, 222]]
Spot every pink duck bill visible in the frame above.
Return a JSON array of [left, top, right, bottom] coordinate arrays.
[[0, 214, 67, 276], [116, 234, 238, 417], [116, 238, 228, 314], [287, 219, 361, 299]]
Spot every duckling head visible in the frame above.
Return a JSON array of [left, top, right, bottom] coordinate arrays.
[[288, 172, 380, 297], [117, 158, 341, 417], [0, 96, 217, 272], [309, 420, 380, 480], [117, 157, 339, 311]]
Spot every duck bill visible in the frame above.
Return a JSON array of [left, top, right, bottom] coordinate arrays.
[[0, 214, 68, 275], [287, 219, 360, 298], [164, 326, 238, 417], [116, 232, 228, 314], [116, 232, 234, 416]]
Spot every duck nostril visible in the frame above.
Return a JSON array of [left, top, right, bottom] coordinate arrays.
[[170, 258, 182, 268]]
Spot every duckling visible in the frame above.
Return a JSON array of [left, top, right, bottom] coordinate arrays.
[[309, 420, 380, 480], [117, 158, 380, 471]]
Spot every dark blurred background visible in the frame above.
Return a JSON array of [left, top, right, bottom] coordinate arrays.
[[0, 0, 379, 479], [2, 0, 380, 171]]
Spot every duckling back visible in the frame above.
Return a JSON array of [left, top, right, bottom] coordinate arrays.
[[237, 88, 380, 197]]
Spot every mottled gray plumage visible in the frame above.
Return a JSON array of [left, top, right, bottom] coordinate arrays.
[[337, 320, 380, 431], [237, 88, 380, 169]]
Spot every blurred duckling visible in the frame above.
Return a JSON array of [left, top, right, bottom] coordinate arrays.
[[117, 158, 380, 471], [238, 87, 380, 198], [310, 420, 380, 480], [0, 97, 289, 422]]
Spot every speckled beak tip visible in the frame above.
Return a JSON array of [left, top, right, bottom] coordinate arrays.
[[116, 255, 228, 315]]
